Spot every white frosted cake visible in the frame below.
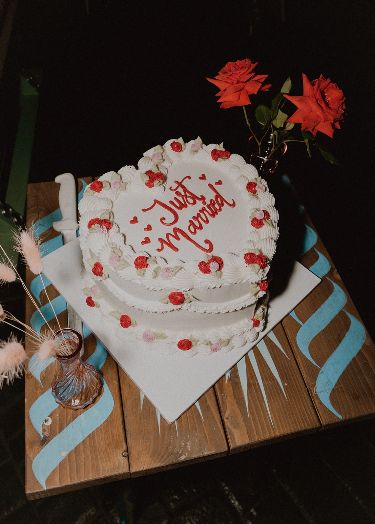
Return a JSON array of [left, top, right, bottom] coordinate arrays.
[[78, 138, 279, 356]]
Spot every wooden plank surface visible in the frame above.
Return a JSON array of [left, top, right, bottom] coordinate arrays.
[[282, 218, 375, 425], [25, 181, 129, 499], [24, 179, 375, 497], [215, 324, 320, 452], [119, 372, 228, 475]]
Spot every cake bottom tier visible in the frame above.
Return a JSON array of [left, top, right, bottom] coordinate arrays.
[[83, 274, 268, 357]]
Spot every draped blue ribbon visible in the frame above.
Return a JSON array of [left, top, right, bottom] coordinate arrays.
[[295, 279, 347, 367], [315, 312, 366, 419], [290, 222, 366, 419], [28, 180, 115, 490]]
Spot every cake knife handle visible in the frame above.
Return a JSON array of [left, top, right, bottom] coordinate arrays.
[[53, 174, 83, 349]]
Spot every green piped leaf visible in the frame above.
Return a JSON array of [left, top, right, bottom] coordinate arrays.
[[280, 77, 292, 94]]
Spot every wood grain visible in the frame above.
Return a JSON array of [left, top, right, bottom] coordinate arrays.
[[25, 181, 129, 499], [215, 324, 320, 452], [119, 371, 228, 476], [282, 218, 375, 425]]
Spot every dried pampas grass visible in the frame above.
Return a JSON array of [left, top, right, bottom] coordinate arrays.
[[0, 263, 17, 284], [15, 229, 43, 275], [35, 337, 59, 361], [0, 336, 27, 388]]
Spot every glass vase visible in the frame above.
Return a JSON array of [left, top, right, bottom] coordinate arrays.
[[249, 130, 288, 178], [51, 328, 102, 410]]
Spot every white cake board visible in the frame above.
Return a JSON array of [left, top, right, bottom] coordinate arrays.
[[42, 239, 320, 422]]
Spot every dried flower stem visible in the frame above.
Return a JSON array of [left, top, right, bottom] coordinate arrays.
[[0, 319, 41, 343], [5, 312, 41, 339], [39, 273, 62, 332], [242, 106, 260, 149]]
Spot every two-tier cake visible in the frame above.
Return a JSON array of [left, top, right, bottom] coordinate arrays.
[[78, 137, 279, 356]]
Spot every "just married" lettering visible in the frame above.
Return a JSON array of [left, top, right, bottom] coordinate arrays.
[[142, 175, 236, 253]]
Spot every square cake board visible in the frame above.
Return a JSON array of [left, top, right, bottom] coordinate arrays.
[[42, 239, 320, 422]]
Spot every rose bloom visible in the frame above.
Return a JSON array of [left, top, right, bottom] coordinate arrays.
[[90, 180, 103, 192], [177, 339, 193, 351], [207, 58, 271, 109], [284, 73, 345, 138], [120, 314, 132, 328], [168, 291, 185, 305]]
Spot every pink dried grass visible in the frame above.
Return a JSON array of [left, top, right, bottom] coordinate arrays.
[[0, 336, 27, 388], [35, 337, 59, 361], [15, 229, 43, 275], [0, 263, 16, 284]]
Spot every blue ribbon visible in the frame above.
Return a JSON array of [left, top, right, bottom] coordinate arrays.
[[290, 222, 366, 419], [28, 179, 115, 490], [295, 278, 347, 368], [315, 312, 366, 419]]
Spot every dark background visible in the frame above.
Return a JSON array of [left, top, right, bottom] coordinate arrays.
[[1, 1, 375, 522], [14, 0, 375, 336]]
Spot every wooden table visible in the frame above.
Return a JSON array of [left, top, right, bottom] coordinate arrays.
[[25, 179, 375, 499]]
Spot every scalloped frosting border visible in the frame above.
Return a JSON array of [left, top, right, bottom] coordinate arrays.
[[83, 273, 268, 358], [78, 138, 279, 293]]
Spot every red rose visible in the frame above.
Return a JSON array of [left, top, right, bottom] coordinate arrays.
[[258, 280, 268, 291], [256, 253, 268, 269], [284, 73, 345, 138], [153, 172, 166, 182], [198, 260, 211, 274], [145, 170, 166, 187], [90, 180, 104, 193], [251, 317, 260, 328], [171, 141, 183, 152], [220, 150, 231, 160], [100, 219, 113, 231], [244, 252, 258, 265], [263, 210, 270, 220], [246, 181, 257, 194], [211, 149, 220, 161], [207, 58, 271, 109], [250, 217, 264, 229], [87, 217, 102, 229], [211, 149, 230, 161], [209, 256, 224, 271], [92, 262, 103, 276], [120, 314, 132, 328], [134, 256, 149, 269], [177, 339, 193, 351], [168, 291, 185, 305], [86, 296, 95, 307]]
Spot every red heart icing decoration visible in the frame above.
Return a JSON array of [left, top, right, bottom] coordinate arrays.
[[141, 237, 151, 245], [130, 216, 138, 224], [144, 224, 152, 232], [199, 173, 206, 180], [215, 180, 223, 185]]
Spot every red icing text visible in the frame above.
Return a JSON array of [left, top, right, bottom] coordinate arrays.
[[142, 176, 236, 254]]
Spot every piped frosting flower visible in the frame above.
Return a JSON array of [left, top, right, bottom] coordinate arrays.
[[144, 170, 166, 188], [177, 339, 193, 351]]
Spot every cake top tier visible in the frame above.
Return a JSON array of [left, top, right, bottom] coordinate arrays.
[[79, 138, 279, 291]]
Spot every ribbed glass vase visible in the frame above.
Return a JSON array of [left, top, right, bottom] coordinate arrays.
[[51, 328, 102, 410]]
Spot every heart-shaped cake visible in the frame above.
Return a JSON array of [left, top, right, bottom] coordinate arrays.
[[78, 137, 279, 356]]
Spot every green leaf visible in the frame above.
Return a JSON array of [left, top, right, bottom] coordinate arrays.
[[317, 145, 339, 165], [304, 137, 311, 158], [271, 93, 283, 112], [285, 122, 294, 131], [255, 105, 272, 126], [302, 130, 316, 143], [272, 109, 288, 129], [280, 77, 292, 94]]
